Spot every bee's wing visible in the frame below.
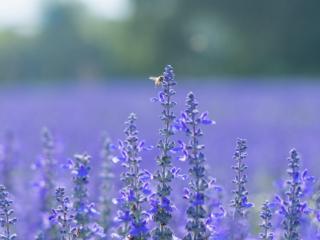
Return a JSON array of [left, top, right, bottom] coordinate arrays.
[[149, 76, 157, 81]]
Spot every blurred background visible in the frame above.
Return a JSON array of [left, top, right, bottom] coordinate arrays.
[[1, 0, 320, 83]]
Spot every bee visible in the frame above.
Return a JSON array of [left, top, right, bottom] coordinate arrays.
[[149, 75, 164, 86]]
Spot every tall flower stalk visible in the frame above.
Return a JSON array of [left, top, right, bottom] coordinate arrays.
[[35, 127, 58, 239], [231, 138, 253, 218], [0, 185, 17, 240], [70, 154, 103, 239], [151, 65, 176, 240], [114, 113, 150, 239], [229, 138, 253, 239], [259, 201, 273, 240], [179, 92, 215, 240], [98, 135, 115, 237], [276, 149, 310, 240], [50, 187, 78, 240]]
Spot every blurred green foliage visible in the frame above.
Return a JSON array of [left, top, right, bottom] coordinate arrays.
[[0, 0, 320, 82]]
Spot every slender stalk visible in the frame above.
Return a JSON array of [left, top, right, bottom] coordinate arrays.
[[0, 185, 17, 240], [151, 65, 177, 240], [115, 113, 150, 239], [179, 92, 215, 240]]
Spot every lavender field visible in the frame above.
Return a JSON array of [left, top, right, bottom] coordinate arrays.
[[0, 70, 320, 239]]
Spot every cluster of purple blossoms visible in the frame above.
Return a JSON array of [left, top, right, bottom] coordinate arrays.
[[50, 187, 78, 240], [113, 113, 151, 240], [151, 65, 177, 240], [218, 138, 253, 240], [230, 139, 253, 219], [177, 92, 215, 240], [1, 64, 320, 239], [110, 66, 320, 239], [69, 154, 104, 239], [0, 185, 17, 240], [274, 149, 315, 240], [259, 201, 274, 240]]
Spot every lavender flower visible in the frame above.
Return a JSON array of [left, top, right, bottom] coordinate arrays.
[[178, 92, 215, 240], [114, 113, 150, 239], [276, 149, 310, 240], [231, 138, 253, 218], [35, 127, 58, 239], [206, 181, 226, 238], [98, 135, 115, 237], [50, 187, 78, 240], [151, 65, 177, 240], [228, 138, 253, 239], [70, 154, 103, 239], [259, 201, 273, 240], [0, 185, 17, 240]]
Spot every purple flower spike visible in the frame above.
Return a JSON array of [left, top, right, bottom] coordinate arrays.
[[275, 149, 315, 240], [114, 113, 150, 239], [178, 92, 215, 239], [151, 65, 177, 240]]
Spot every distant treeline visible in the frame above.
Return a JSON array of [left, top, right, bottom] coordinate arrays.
[[0, 0, 320, 82]]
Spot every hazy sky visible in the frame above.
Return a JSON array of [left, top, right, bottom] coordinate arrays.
[[0, 0, 130, 29]]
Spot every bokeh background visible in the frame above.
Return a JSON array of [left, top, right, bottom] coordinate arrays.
[[0, 1, 320, 237], [1, 0, 320, 81]]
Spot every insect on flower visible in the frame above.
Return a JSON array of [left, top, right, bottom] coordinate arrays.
[[149, 75, 164, 86], [151, 65, 177, 240]]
